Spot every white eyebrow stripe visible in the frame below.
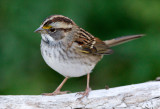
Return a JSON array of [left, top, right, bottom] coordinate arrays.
[[49, 22, 72, 28]]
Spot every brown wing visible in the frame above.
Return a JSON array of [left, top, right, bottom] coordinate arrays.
[[75, 28, 113, 55]]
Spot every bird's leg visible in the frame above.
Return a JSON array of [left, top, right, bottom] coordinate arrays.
[[42, 77, 70, 96], [77, 73, 91, 100]]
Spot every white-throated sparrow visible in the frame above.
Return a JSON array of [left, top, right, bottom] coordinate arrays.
[[35, 15, 143, 99]]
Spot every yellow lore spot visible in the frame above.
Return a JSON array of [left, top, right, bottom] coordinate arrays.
[[42, 26, 52, 29]]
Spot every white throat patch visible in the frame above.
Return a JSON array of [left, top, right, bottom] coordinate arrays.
[[41, 34, 55, 42]]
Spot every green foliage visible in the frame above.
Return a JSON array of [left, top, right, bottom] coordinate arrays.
[[0, 0, 159, 94]]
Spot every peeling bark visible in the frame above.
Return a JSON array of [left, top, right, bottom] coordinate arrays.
[[0, 81, 160, 109]]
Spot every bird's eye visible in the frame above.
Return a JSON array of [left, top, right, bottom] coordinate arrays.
[[50, 28, 56, 32]]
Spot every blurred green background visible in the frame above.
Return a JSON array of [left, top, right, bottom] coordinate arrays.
[[0, 0, 160, 95]]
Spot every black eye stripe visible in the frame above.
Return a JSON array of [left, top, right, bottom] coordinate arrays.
[[56, 28, 72, 32], [48, 28, 72, 33]]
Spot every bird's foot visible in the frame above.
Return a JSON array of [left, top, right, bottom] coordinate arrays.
[[42, 90, 70, 96], [76, 87, 91, 100]]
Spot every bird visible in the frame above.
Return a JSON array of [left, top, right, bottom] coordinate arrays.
[[34, 15, 143, 99]]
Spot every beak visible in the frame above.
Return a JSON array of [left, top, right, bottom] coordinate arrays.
[[34, 27, 43, 33]]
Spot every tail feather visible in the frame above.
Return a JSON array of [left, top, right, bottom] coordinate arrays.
[[104, 34, 144, 47]]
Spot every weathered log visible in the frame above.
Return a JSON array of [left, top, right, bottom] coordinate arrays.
[[0, 81, 160, 109]]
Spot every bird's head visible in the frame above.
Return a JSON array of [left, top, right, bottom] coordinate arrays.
[[35, 15, 76, 42]]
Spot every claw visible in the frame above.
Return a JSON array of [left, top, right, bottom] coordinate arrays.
[[76, 88, 91, 100], [42, 91, 70, 96]]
